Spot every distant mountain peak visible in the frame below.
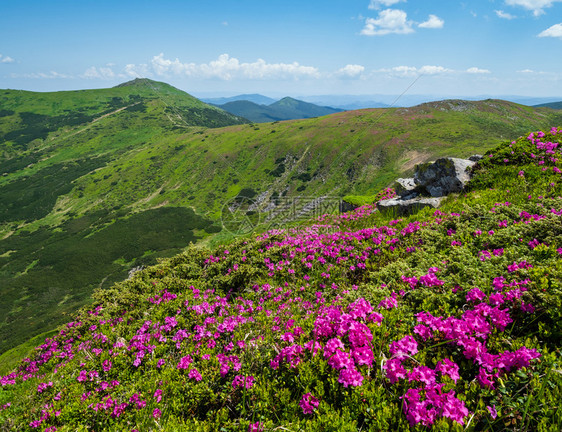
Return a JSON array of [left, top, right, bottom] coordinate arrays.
[[113, 78, 184, 95], [113, 78, 158, 88], [274, 96, 299, 104]]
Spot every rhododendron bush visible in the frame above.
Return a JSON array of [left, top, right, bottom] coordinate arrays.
[[1, 128, 562, 431]]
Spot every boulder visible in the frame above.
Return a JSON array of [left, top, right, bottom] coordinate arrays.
[[393, 178, 417, 196], [377, 196, 443, 216], [468, 154, 483, 162], [414, 157, 476, 197], [375, 156, 477, 216]]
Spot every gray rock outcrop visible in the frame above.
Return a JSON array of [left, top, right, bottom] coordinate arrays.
[[393, 178, 417, 197], [377, 196, 443, 216], [377, 156, 477, 215], [414, 157, 476, 197]]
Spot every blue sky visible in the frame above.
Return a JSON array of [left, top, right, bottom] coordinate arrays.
[[1, 0, 561, 98]]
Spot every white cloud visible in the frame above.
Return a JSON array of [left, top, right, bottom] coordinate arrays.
[[419, 65, 451, 75], [124, 63, 151, 78], [388, 65, 418, 77], [15, 71, 73, 79], [505, 0, 562, 16], [376, 65, 452, 77], [538, 23, 562, 38], [368, 0, 406, 9], [0, 55, 15, 63], [418, 14, 444, 29], [141, 53, 320, 80], [515, 69, 555, 75], [81, 66, 118, 80], [467, 67, 491, 74], [335, 64, 365, 78], [361, 9, 414, 36], [495, 10, 517, 19]]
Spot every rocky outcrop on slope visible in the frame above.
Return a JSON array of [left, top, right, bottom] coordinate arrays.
[[377, 155, 482, 215]]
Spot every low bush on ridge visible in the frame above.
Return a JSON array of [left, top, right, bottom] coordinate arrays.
[[1, 128, 562, 431]]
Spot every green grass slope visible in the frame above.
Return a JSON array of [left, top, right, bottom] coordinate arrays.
[[0, 78, 246, 156], [0, 126, 561, 431], [1, 91, 561, 356]]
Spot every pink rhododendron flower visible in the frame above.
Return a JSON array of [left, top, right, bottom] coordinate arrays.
[[436, 358, 460, 382], [408, 366, 436, 386], [352, 346, 374, 366], [389, 335, 418, 359], [440, 391, 469, 425], [378, 294, 398, 309], [487, 405, 498, 419], [327, 349, 353, 370], [338, 367, 364, 387], [367, 311, 384, 325], [413, 324, 433, 341], [488, 293, 505, 306], [299, 392, 319, 414], [466, 288, 486, 302], [232, 375, 254, 389], [188, 368, 202, 381], [177, 355, 192, 370], [248, 422, 264, 432], [348, 298, 373, 319], [154, 389, 162, 403], [477, 367, 495, 389], [384, 358, 408, 383]]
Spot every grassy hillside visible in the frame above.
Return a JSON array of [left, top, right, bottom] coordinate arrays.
[[1, 88, 562, 356], [534, 101, 562, 110], [217, 96, 342, 123], [0, 127, 560, 431], [0, 78, 245, 156]]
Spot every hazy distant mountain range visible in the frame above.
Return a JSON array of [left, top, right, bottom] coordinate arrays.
[[202, 94, 278, 106], [203, 93, 562, 111], [212, 97, 343, 123]]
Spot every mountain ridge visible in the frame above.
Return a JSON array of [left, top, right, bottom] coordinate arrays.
[[202, 93, 277, 106]]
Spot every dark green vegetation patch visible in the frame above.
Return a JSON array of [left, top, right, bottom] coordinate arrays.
[[0, 207, 215, 353], [0, 157, 109, 223]]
